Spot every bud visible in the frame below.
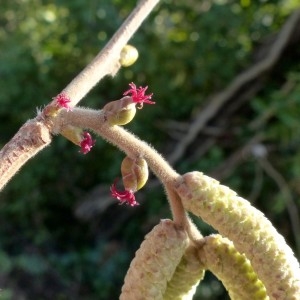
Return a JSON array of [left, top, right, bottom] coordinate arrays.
[[44, 104, 60, 117], [121, 156, 148, 191], [103, 96, 136, 126], [120, 219, 188, 299], [60, 125, 83, 146], [119, 45, 139, 67]]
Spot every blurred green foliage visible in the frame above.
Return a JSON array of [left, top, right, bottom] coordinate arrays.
[[1, 0, 300, 299]]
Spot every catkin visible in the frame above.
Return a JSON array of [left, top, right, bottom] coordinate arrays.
[[120, 219, 188, 300], [175, 172, 300, 300], [199, 234, 269, 300], [163, 244, 205, 300]]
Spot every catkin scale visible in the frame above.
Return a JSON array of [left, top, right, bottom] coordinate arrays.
[[198, 234, 269, 300], [163, 244, 205, 300], [120, 219, 188, 300], [175, 172, 300, 300]]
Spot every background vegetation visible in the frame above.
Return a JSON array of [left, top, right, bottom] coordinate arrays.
[[1, 0, 300, 299]]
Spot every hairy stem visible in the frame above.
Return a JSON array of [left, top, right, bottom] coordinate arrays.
[[0, 121, 51, 191], [56, 0, 160, 108], [57, 108, 189, 224], [58, 108, 179, 184], [0, 0, 159, 191]]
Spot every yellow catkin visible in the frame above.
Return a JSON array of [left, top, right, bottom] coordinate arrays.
[[199, 234, 269, 300], [163, 244, 205, 300], [175, 172, 300, 300], [120, 219, 189, 300]]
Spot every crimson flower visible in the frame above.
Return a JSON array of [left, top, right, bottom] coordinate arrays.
[[110, 179, 139, 207], [80, 132, 96, 154], [54, 93, 71, 111], [123, 82, 155, 108]]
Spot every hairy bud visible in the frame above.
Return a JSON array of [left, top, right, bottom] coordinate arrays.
[[60, 125, 83, 146], [121, 156, 148, 192], [103, 96, 136, 126]]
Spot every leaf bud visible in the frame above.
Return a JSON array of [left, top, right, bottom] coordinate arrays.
[[121, 156, 148, 192], [60, 125, 83, 146], [119, 44, 139, 67], [103, 96, 136, 126]]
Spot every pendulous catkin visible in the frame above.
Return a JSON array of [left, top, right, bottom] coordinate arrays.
[[120, 219, 188, 300], [163, 243, 205, 300], [198, 234, 269, 300], [175, 171, 300, 300]]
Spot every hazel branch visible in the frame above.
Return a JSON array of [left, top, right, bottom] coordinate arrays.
[[55, 106, 197, 229], [0, 0, 160, 191], [50, 0, 160, 108], [0, 120, 52, 191], [57, 108, 180, 185]]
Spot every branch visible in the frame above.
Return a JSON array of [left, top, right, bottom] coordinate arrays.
[[258, 156, 300, 258], [0, 120, 51, 190], [57, 107, 179, 184], [0, 0, 160, 191], [168, 8, 300, 164], [59, 0, 160, 108]]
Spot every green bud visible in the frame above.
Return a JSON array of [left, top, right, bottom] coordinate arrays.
[[121, 156, 148, 191], [60, 125, 83, 146], [103, 96, 136, 126], [119, 45, 139, 67]]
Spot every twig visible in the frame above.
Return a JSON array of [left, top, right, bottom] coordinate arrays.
[[0, 0, 160, 191], [58, 108, 179, 184], [0, 120, 51, 190], [59, 0, 160, 107], [168, 9, 300, 164], [258, 157, 300, 258], [209, 134, 264, 180], [57, 108, 184, 223]]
